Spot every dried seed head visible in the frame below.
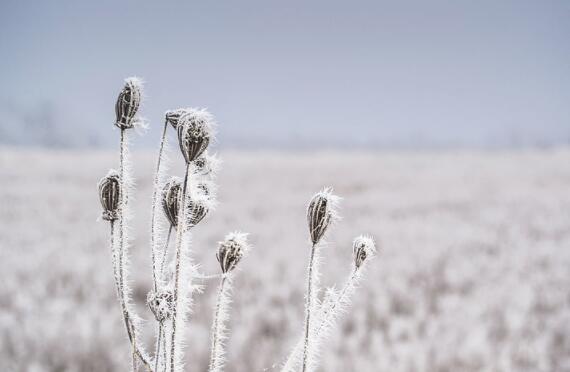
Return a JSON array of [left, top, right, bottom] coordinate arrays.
[[193, 152, 221, 178], [307, 188, 339, 245], [98, 170, 120, 221], [147, 290, 174, 323], [353, 235, 376, 269], [165, 108, 189, 129], [161, 177, 182, 227], [177, 109, 214, 164], [115, 77, 142, 129], [216, 231, 250, 274], [187, 192, 209, 227]]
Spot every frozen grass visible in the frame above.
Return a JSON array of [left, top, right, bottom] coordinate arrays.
[[1, 148, 570, 371]]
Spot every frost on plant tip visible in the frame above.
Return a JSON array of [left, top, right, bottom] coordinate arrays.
[[147, 289, 174, 323], [165, 108, 189, 129], [187, 193, 210, 227], [307, 187, 339, 245], [353, 235, 376, 269], [177, 108, 215, 164], [98, 170, 120, 221], [162, 177, 182, 227], [115, 77, 142, 130], [217, 232, 250, 273]]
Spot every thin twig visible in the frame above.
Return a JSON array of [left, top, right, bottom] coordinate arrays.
[[301, 243, 318, 372]]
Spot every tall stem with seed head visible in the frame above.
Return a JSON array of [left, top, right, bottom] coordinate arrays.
[[301, 243, 318, 372], [208, 276, 230, 372]]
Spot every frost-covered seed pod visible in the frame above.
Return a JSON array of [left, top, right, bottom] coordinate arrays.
[[353, 235, 376, 269], [98, 171, 120, 221], [177, 109, 213, 164], [188, 197, 209, 226], [193, 152, 220, 178], [115, 77, 142, 129], [165, 108, 188, 129], [147, 290, 174, 323], [216, 232, 250, 274], [162, 178, 182, 227], [307, 188, 338, 245]]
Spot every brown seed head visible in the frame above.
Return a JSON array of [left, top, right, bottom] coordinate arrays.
[[161, 178, 182, 227], [98, 170, 120, 221], [353, 235, 376, 269], [147, 289, 174, 323], [216, 232, 250, 274], [115, 77, 142, 129], [307, 188, 339, 245], [177, 109, 213, 164]]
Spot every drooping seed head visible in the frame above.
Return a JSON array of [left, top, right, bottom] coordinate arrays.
[[216, 231, 250, 274], [307, 187, 339, 245], [177, 108, 214, 164], [161, 177, 182, 227], [115, 77, 142, 129], [352, 235, 376, 269], [98, 170, 120, 221], [165, 108, 189, 129], [146, 289, 174, 323]]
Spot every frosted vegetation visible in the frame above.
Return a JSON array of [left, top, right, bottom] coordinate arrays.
[[0, 80, 569, 371]]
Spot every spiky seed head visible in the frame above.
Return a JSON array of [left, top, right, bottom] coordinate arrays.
[[353, 235, 376, 269], [216, 232, 250, 274], [115, 77, 142, 129], [162, 177, 182, 227], [165, 108, 188, 129], [147, 290, 174, 323], [187, 194, 209, 227], [177, 109, 214, 164], [98, 170, 120, 221], [307, 188, 339, 245]]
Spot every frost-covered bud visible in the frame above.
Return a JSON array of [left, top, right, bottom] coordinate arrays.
[[147, 290, 174, 323], [177, 109, 214, 164], [353, 235, 376, 269], [98, 170, 120, 221], [216, 232, 250, 274], [115, 77, 142, 129], [187, 194, 209, 227], [307, 188, 339, 245], [162, 178, 182, 227], [165, 108, 188, 129], [193, 152, 220, 178]]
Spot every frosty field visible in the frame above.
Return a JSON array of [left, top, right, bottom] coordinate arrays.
[[1, 148, 569, 372]]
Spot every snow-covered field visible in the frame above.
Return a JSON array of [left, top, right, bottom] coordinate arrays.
[[1, 148, 569, 372]]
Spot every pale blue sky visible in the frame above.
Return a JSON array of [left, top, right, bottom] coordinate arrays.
[[0, 0, 569, 148]]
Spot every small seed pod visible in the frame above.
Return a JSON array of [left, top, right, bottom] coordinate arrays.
[[165, 108, 188, 129], [353, 235, 376, 269], [177, 109, 213, 164], [216, 232, 250, 274], [115, 77, 142, 129], [307, 188, 339, 245], [187, 195, 209, 227], [98, 171, 120, 221], [162, 178, 182, 227], [193, 152, 220, 178], [146, 290, 174, 323]]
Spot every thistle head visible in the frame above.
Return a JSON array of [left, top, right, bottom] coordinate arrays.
[[187, 191, 210, 227], [177, 108, 214, 164], [307, 187, 340, 245], [115, 77, 142, 129], [165, 108, 189, 129], [216, 231, 250, 274], [147, 289, 174, 323], [353, 235, 376, 269], [161, 177, 182, 227], [98, 170, 120, 221]]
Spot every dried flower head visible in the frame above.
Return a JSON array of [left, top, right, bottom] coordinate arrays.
[[147, 289, 174, 323], [98, 170, 120, 221], [162, 177, 182, 227], [187, 193, 209, 227], [216, 232, 250, 274], [193, 152, 221, 178], [353, 235, 376, 269], [165, 108, 189, 129], [307, 188, 339, 245], [115, 77, 142, 129], [177, 109, 214, 164]]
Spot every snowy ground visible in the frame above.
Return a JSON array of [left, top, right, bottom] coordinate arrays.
[[1, 148, 569, 372]]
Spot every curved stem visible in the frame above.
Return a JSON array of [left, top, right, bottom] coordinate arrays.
[[169, 163, 191, 372], [301, 243, 318, 372]]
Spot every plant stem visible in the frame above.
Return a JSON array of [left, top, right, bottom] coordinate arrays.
[[151, 119, 169, 291], [208, 276, 228, 372], [169, 163, 191, 372], [301, 243, 318, 372]]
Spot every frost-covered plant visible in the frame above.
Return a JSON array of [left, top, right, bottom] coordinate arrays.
[[98, 77, 377, 372]]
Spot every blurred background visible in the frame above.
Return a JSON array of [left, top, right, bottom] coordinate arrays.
[[1, 1, 569, 371]]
